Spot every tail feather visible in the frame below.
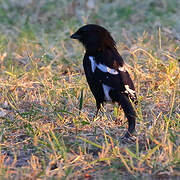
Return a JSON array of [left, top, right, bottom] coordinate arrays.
[[109, 90, 136, 137]]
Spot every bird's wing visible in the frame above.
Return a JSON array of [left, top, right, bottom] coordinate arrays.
[[90, 56, 137, 102]]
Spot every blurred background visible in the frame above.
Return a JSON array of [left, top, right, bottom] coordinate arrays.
[[0, 0, 180, 41]]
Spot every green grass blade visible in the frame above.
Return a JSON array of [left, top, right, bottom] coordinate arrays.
[[78, 136, 103, 149]]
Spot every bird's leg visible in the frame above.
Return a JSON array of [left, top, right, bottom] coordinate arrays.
[[93, 102, 100, 120], [93, 101, 103, 120], [96, 101, 101, 116], [92, 102, 102, 135], [95, 108, 100, 117]]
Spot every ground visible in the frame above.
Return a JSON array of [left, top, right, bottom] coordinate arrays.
[[0, 0, 179, 179]]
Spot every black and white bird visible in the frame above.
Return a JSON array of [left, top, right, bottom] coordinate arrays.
[[71, 24, 137, 138]]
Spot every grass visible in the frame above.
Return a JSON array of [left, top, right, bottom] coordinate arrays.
[[0, 0, 180, 179]]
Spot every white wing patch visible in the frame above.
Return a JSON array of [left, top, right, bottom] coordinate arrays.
[[97, 64, 119, 75], [89, 56, 120, 75], [89, 56, 96, 73], [102, 84, 112, 101], [125, 85, 136, 98]]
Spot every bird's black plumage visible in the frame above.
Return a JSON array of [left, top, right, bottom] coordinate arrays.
[[71, 24, 137, 138]]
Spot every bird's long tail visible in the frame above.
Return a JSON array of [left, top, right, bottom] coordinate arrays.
[[110, 91, 136, 138]]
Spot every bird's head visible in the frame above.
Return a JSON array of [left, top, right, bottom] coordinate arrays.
[[71, 24, 116, 53]]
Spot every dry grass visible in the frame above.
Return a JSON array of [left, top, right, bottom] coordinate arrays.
[[0, 0, 180, 179]]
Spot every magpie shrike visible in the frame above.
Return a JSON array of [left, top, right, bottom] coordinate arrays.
[[71, 24, 137, 138]]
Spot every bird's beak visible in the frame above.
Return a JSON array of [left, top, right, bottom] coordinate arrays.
[[70, 33, 81, 40]]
